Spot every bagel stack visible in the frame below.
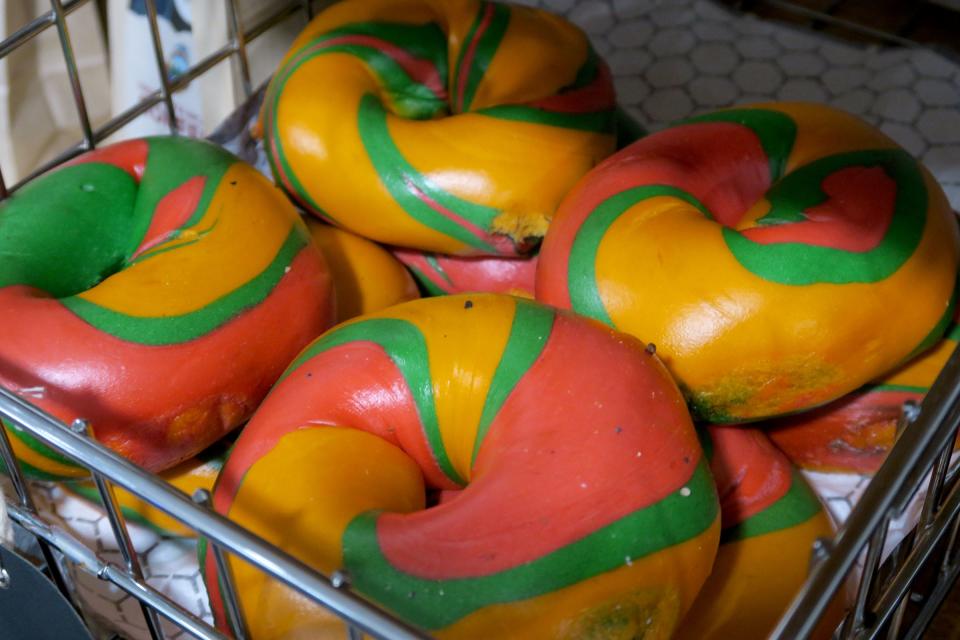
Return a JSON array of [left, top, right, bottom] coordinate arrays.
[[5, 0, 957, 637], [0, 136, 336, 478], [204, 294, 720, 639], [258, 0, 621, 298], [186, 2, 960, 637]]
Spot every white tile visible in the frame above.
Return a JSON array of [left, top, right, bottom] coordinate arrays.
[[733, 61, 783, 94], [917, 109, 960, 144], [778, 51, 827, 77], [643, 88, 694, 123], [616, 75, 652, 104], [645, 56, 695, 88], [819, 41, 867, 66], [569, 0, 616, 34], [650, 5, 694, 27], [822, 67, 870, 94], [777, 28, 822, 51], [648, 28, 697, 57], [733, 14, 774, 35], [608, 48, 654, 76], [694, 0, 733, 21], [689, 76, 739, 107], [867, 62, 916, 91], [923, 145, 960, 182], [608, 19, 655, 48], [736, 36, 780, 60], [872, 88, 921, 123], [778, 79, 828, 102], [691, 19, 736, 42], [915, 78, 960, 107], [830, 89, 875, 116], [879, 121, 927, 156], [611, 0, 658, 20], [866, 49, 912, 70], [691, 42, 739, 75], [911, 49, 959, 79]]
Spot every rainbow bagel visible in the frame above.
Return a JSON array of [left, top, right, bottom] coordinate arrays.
[[261, 0, 617, 256], [306, 220, 419, 322], [204, 294, 719, 638], [769, 320, 959, 473], [676, 426, 841, 640], [0, 137, 334, 479], [537, 102, 960, 422], [393, 248, 537, 298], [65, 440, 227, 538]]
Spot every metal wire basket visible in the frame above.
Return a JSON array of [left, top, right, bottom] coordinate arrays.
[[1, 1, 959, 639]]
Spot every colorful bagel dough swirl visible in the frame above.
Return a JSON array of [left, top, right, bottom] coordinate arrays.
[[306, 220, 419, 322], [676, 425, 841, 640], [204, 294, 719, 639], [0, 137, 334, 479], [65, 440, 228, 538], [261, 0, 617, 256], [769, 319, 960, 473], [393, 248, 537, 297], [537, 102, 960, 422]]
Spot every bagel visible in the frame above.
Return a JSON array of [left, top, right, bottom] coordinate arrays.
[[392, 248, 537, 297], [676, 426, 842, 640], [537, 102, 960, 421], [306, 220, 419, 322], [261, 0, 617, 255], [0, 137, 334, 478], [769, 320, 959, 473], [203, 294, 718, 639]]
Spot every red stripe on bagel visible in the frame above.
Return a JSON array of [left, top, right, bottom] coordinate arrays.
[[403, 176, 494, 247], [455, 2, 495, 112], [65, 138, 149, 181], [214, 340, 453, 515], [322, 34, 446, 99], [537, 121, 770, 306], [768, 388, 920, 473], [706, 425, 792, 527], [741, 166, 896, 252], [528, 62, 615, 114], [375, 313, 698, 579], [132, 176, 206, 259], [0, 248, 330, 472]]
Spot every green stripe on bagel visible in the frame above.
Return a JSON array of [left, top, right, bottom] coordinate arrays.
[[263, 22, 449, 219], [342, 460, 717, 630], [471, 300, 554, 464], [357, 93, 500, 253], [722, 149, 926, 285], [719, 469, 822, 544], [567, 185, 710, 327], [61, 229, 307, 346], [280, 317, 465, 487]]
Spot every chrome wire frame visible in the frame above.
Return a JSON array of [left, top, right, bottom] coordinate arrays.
[[2, 1, 960, 639]]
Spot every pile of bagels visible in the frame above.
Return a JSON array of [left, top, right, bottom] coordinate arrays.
[[1, 1, 958, 638]]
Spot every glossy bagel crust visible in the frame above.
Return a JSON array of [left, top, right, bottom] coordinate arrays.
[[306, 220, 419, 322], [261, 0, 616, 256], [769, 321, 959, 473], [204, 294, 718, 639], [392, 248, 537, 298], [0, 137, 334, 478], [676, 426, 840, 640], [537, 102, 960, 422]]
